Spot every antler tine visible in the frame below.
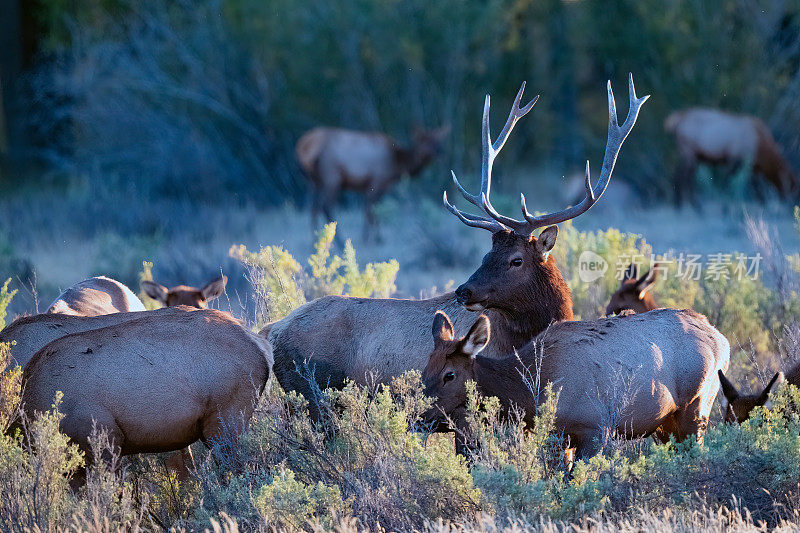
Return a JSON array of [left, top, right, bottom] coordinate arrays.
[[518, 73, 649, 231], [445, 82, 538, 233], [443, 191, 505, 232]]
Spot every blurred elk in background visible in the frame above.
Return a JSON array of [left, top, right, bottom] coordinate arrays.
[[665, 108, 799, 205], [606, 263, 660, 315], [296, 125, 449, 240]]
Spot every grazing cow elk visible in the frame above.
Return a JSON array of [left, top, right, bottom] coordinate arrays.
[[718, 364, 799, 422], [296, 125, 449, 238], [423, 309, 730, 458], [48, 276, 146, 316], [606, 263, 660, 315], [141, 275, 227, 309], [18, 308, 272, 473], [0, 307, 189, 369], [269, 75, 648, 420], [665, 108, 799, 204]]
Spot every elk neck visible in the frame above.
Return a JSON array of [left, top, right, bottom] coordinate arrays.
[[473, 354, 537, 416], [395, 144, 434, 177], [485, 256, 573, 354]]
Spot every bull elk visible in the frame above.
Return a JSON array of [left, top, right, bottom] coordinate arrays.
[[606, 263, 660, 316], [141, 275, 227, 309], [17, 308, 272, 475], [423, 309, 730, 458], [269, 75, 648, 420], [665, 108, 799, 204], [48, 276, 146, 316], [296, 125, 449, 239], [718, 363, 799, 422]]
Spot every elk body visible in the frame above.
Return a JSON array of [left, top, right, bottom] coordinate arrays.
[[141, 275, 227, 308], [48, 276, 146, 316], [269, 76, 648, 420], [718, 363, 800, 422], [424, 309, 730, 458], [606, 263, 659, 315], [296, 126, 448, 238], [0, 307, 188, 369], [665, 108, 798, 204], [19, 308, 272, 467]]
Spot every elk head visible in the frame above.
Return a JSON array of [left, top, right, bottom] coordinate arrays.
[[606, 263, 659, 315], [141, 275, 227, 309], [718, 369, 784, 423], [422, 311, 490, 424], [445, 75, 649, 326]]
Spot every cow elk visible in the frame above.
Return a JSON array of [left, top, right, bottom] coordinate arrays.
[[606, 263, 660, 315], [296, 125, 449, 239], [423, 309, 730, 458], [48, 276, 146, 316], [141, 275, 227, 309], [718, 363, 799, 422], [18, 308, 272, 476], [269, 75, 648, 420], [665, 108, 799, 204]]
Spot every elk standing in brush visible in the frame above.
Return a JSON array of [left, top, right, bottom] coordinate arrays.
[[296, 125, 448, 240], [606, 263, 660, 315], [718, 364, 799, 422], [17, 308, 272, 479], [665, 108, 799, 204], [268, 75, 648, 420], [423, 309, 730, 458]]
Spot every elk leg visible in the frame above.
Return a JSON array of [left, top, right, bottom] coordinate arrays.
[[674, 155, 697, 207], [163, 448, 194, 481], [64, 410, 125, 489], [363, 191, 381, 242]]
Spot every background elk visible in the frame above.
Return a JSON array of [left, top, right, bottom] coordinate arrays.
[[17, 308, 272, 475], [296, 125, 449, 239], [47, 276, 146, 316], [141, 275, 227, 309], [718, 364, 799, 422], [269, 75, 648, 420], [606, 263, 660, 315], [665, 108, 799, 204], [424, 309, 730, 458]]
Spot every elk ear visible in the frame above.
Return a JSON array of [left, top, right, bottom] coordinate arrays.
[[461, 315, 490, 358], [718, 370, 740, 402], [635, 266, 658, 300], [759, 372, 785, 405], [624, 263, 638, 281], [201, 275, 228, 301], [432, 310, 455, 343], [141, 280, 168, 305], [535, 226, 559, 258]]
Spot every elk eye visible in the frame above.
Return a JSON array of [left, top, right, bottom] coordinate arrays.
[[443, 371, 456, 383], [510, 258, 523, 267]]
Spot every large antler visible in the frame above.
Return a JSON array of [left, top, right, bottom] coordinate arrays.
[[444, 73, 649, 236]]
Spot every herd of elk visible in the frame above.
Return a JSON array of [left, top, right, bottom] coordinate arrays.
[[606, 263, 660, 316], [718, 363, 800, 423], [269, 75, 649, 421], [424, 309, 729, 457], [665, 108, 799, 204], [6, 73, 795, 483], [296, 125, 449, 239]]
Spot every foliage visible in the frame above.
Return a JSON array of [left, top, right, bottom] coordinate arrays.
[[0, 278, 16, 331], [253, 470, 343, 530], [231, 222, 398, 324], [137, 260, 162, 310]]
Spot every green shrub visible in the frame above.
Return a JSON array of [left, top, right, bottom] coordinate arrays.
[[0, 278, 16, 330], [254, 470, 343, 530], [137, 260, 161, 310], [231, 222, 399, 324]]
